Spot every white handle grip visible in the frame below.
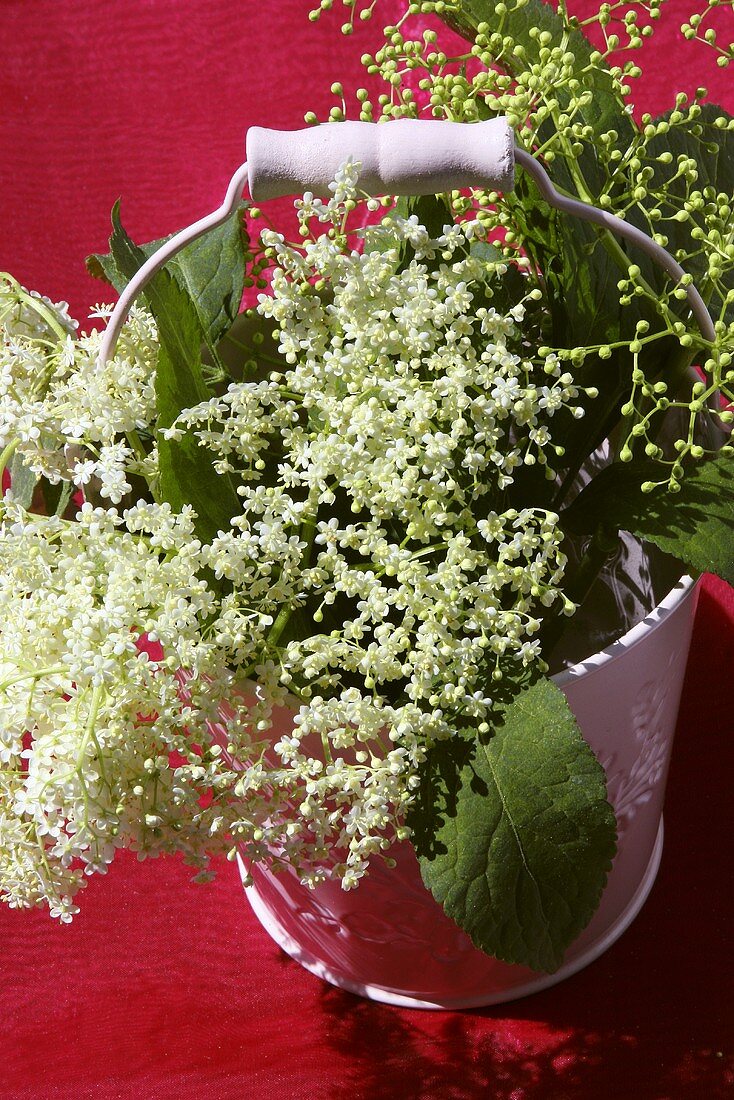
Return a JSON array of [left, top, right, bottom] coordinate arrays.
[[98, 119, 716, 371], [246, 117, 515, 201]]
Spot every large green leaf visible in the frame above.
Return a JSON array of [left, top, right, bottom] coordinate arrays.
[[108, 207, 240, 544], [562, 450, 734, 583], [87, 201, 248, 344], [409, 677, 617, 973]]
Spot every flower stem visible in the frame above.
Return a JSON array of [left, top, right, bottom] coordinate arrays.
[[0, 437, 20, 488]]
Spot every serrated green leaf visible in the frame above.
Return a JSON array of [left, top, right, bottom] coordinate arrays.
[[562, 450, 734, 584], [87, 201, 248, 344], [108, 206, 240, 544], [156, 334, 241, 544], [85, 249, 118, 288], [108, 204, 211, 396], [409, 677, 616, 973]]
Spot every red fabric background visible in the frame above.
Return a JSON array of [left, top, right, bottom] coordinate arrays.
[[1, 3, 732, 1097]]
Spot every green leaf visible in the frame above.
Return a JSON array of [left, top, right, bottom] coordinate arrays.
[[107, 204, 211, 390], [9, 456, 73, 517], [406, 193, 451, 240], [108, 206, 240, 544], [9, 451, 39, 510], [439, 1, 649, 439], [85, 246, 124, 288], [43, 479, 73, 518], [409, 677, 617, 973], [551, 209, 631, 347], [441, 0, 634, 191], [562, 450, 734, 584], [156, 328, 241, 544], [87, 201, 248, 344]]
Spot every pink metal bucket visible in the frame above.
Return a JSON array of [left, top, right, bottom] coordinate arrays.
[[239, 573, 700, 1009]]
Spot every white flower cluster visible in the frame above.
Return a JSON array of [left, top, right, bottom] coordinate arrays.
[[0, 277, 157, 503], [0, 167, 589, 918], [0, 502, 214, 919], [161, 173, 584, 866]]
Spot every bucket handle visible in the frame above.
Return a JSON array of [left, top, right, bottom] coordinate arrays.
[[98, 117, 715, 368]]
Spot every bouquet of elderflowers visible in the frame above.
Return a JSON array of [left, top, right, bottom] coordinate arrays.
[[0, 0, 732, 972]]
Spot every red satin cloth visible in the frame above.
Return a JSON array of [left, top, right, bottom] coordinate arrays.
[[1, 3, 732, 1096]]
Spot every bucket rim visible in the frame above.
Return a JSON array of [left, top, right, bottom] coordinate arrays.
[[552, 571, 699, 688]]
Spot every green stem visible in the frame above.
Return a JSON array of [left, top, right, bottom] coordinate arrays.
[[126, 429, 148, 464], [0, 665, 68, 695], [75, 683, 105, 775], [265, 603, 296, 653], [552, 128, 706, 347], [0, 437, 20, 489], [1, 273, 69, 342]]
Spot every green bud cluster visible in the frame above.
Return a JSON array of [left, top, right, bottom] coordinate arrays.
[[309, 0, 733, 491]]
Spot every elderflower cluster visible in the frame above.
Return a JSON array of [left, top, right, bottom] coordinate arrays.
[[0, 162, 587, 919], [0, 497, 414, 917], [0, 500, 214, 919], [169, 172, 580, 765], [0, 276, 158, 502]]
